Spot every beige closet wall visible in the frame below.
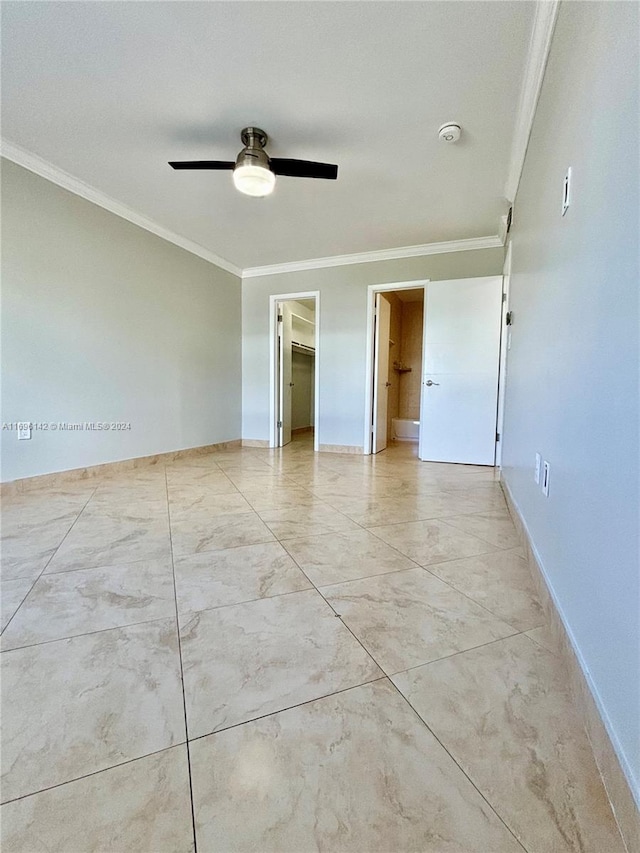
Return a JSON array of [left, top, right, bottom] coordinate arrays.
[[398, 302, 423, 419], [386, 294, 402, 439]]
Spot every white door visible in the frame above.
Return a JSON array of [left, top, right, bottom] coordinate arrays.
[[419, 277, 502, 465], [278, 304, 293, 446], [372, 293, 391, 453]]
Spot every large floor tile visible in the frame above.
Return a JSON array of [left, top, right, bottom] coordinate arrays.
[[1, 618, 185, 802], [170, 510, 275, 556], [426, 548, 545, 631], [282, 528, 415, 586], [322, 568, 516, 674], [239, 485, 320, 512], [165, 466, 236, 492], [1, 502, 86, 581], [168, 490, 252, 518], [0, 549, 55, 584], [258, 504, 360, 540], [0, 577, 33, 631], [190, 680, 522, 853], [1, 746, 194, 853], [441, 510, 521, 549], [369, 518, 498, 566], [44, 500, 171, 573], [1, 557, 176, 650], [174, 541, 311, 614], [180, 588, 382, 738], [392, 634, 625, 853], [525, 623, 560, 655]]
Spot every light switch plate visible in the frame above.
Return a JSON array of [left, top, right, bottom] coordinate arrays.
[[562, 167, 572, 216], [542, 461, 550, 496]]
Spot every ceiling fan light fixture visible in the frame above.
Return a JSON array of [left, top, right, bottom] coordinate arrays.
[[233, 163, 275, 197]]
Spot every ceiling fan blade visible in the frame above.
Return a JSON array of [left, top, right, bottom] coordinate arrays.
[[270, 158, 338, 180], [169, 160, 235, 170]]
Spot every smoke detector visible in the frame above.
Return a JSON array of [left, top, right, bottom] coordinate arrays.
[[438, 123, 461, 143]]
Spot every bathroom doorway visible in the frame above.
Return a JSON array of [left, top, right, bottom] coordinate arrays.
[[370, 287, 425, 453], [364, 277, 504, 465]]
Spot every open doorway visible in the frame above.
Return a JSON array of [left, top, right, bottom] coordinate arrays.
[[365, 277, 503, 465], [374, 288, 424, 453], [270, 292, 319, 451]]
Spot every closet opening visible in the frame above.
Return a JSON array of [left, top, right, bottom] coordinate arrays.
[[269, 292, 319, 451]]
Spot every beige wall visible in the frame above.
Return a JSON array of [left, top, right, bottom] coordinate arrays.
[[1, 160, 242, 482], [291, 352, 314, 430], [398, 302, 423, 420], [386, 293, 402, 438]]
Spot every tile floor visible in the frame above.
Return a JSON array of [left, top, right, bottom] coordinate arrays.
[[0, 436, 625, 852]]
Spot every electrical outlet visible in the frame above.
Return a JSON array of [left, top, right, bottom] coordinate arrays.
[[534, 453, 541, 484], [542, 461, 550, 496], [18, 424, 32, 441]]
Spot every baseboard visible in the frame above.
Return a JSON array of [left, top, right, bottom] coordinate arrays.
[[241, 439, 270, 448], [291, 426, 313, 435], [318, 444, 363, 455], [0, 439, 242, 497], [500, 475, 640, 853]]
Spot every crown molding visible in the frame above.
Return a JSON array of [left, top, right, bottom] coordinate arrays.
[[0, 140, 242, 278], [504, 0, 560, 203], [1, 140, 505, 280], [242, 235, 504, 279]]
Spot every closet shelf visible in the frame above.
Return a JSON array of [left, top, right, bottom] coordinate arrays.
[[292, 341, 315, 355], [393, 363, 412, 374]]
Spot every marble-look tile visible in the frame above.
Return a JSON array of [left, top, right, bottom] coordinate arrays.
[[168, 490, 251, 517], [258, 504, 360, 540], [165, 467, 236, 493], [180, 589, 382, 738], [170, 510, 275, 556], [1, 618, 185, 802], [334, 493, 491, 527], [1, 746, 194, 853], [282, 529, 415, 586], [1, 558, 175, 650], [240, 486, 320, 512], [44, 500, 171, 574], [392, 634, 625, 853], [369, 518, 497, 566], [0, 577, 33, 631], [525, 623, 559, 655], [1, 500, 87, 581], [223, 465, 287, 481], [441, 510, 521, 549], [323, 568, 516, 674], [174, 541, 311, 614], [190, 680, 522, 853], [0, 549, 56, 584], [426, 548, 545, 631]]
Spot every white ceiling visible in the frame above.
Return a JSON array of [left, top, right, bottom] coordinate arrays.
[[1, 2, 535, 270]]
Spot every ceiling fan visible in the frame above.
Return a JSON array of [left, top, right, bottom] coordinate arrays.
[[169, 127, 338, 198]]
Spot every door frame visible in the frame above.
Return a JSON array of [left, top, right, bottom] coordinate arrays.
[[495, 242, 512, 468], [269, 291, 320, 452], [363, 280, 430, 455]]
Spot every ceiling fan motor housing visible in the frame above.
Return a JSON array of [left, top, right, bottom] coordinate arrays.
[[237, 127, 270, 169]]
